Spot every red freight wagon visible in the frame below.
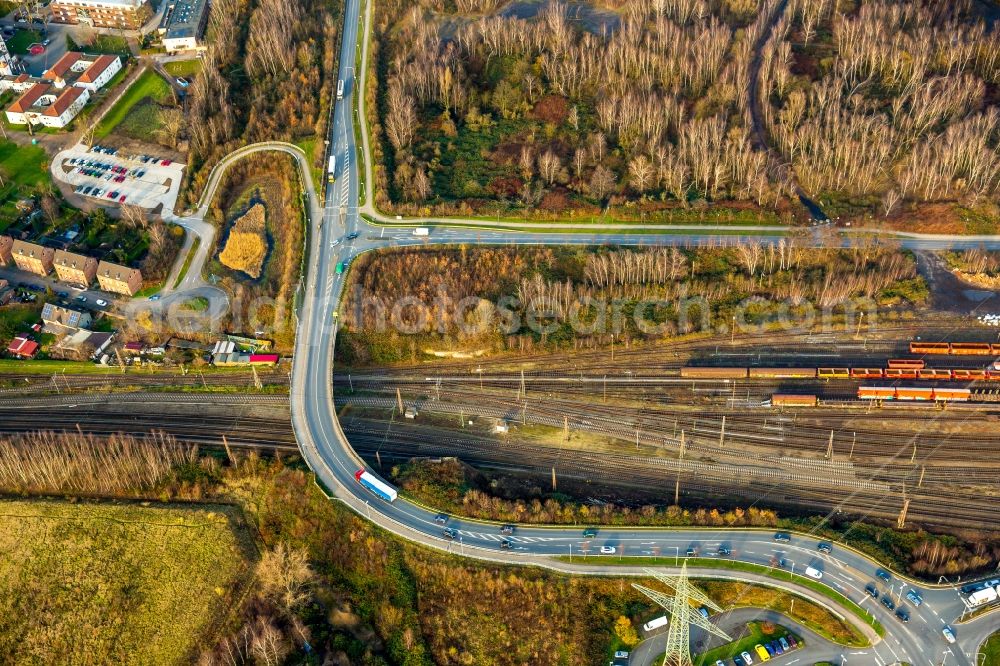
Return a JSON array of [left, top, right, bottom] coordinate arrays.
[[909, 341, 950, 354], [885, 368, 919, 380], [949, 343, 993, 355], [888, 359, 925, 369], [772, 394, 818, 407], [953, 369, 988, 381], [916, 369, 952, 380]]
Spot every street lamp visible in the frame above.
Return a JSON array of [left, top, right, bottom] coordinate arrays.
[[672, 546, 679, 566]]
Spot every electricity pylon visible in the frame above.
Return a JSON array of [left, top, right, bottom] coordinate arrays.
[[632, 564, 731, 666]]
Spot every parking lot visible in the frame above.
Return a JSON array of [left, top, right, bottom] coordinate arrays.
[[52, 143, 186, 212]]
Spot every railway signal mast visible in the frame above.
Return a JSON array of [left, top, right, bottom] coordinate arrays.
[[632, 565, 731, 666]]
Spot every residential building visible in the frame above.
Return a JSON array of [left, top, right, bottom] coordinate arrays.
[[96, 261, 142, 296], [53, 250, 98, 287], [50, 0, 152, 29], [43, 52, 122, 92], [5, 83, 90, 128], [0, 234, 12, 265], [3, 52, 118, 128], [6, 336, 39, 358], [10, 240, 54, 276], [53, 329, 114, 360], [41, 302, 92, 335], [161, 0, 209, 52]]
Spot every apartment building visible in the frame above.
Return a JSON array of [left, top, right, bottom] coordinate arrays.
[[160, 0, 209, 52], [50, 0, 152, 29], [43, 52, 121, 92], [10, 240, 54, 277], [54, 249, 98, 287], [96, 261, 142, 296], [5, 83, 90, 128]]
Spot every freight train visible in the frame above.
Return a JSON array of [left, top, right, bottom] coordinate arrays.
[[857, 387, 970, 401], [681, 365, 1000, 381], [910, 341, 1000, 355]]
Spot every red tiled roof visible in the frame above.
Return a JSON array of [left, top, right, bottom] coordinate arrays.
[[78, 55, 118, 84], [7, 337, 38, 358], [43, 86, 85, 117], [9, 83, 48, 113], [14, 73, 30, 83], [43, 51, 81, 80]]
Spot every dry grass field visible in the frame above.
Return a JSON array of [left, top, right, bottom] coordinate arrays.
[[0, 500, 255, 664]]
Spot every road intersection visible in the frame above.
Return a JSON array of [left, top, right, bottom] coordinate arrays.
[[270, 0, 1000, 662]]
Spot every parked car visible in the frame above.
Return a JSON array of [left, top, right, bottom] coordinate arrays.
[[740, 651, 754, 664], [778, 637, 789, 651], [786, 635, 798, 649], [95, 299, 108, 307], [754, 644, 770, 661]]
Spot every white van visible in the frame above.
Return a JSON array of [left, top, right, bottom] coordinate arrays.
[[805, 566, 823, 580]]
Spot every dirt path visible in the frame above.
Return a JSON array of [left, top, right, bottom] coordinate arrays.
[[914, 250, 1000, 315]]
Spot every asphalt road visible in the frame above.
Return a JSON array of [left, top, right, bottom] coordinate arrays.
[[275, 0, 1000, 664]]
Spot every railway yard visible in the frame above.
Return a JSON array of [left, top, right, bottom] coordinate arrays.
[[1, 321, 1000, 541]]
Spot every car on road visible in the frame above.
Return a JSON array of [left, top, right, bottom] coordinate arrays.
[[895, 608, 910, 622], [942, 626, 956, 643], [773, 532, 790, 542], [500, 538, 512, 549], [880, 596, 896, 611], [686, 546, 697, 557], [717, 545, 731, 556], [582, 528, 597, 538], [346, 232, 359, 240], [906, 589, 923, 606], [75, 295, 87, 302], [804, 566, 822, 580], [600, 545, 616, 555], [95, 299, 108, 307], [865, 583, 879, 599], [442, 528, 458, 539], [740, 650, 754, 665], [876, 569, 891, 584], [56, 291, 68, 298], [41, 38, 50, 46], [148, 294, 161, 301], [754, 644, 769, 661], [500, 524, 514, 535], [817, 542, 833, 554], [434, 514, 447, 524]]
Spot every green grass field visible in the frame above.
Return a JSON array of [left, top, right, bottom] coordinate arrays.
[[0, 140, 49, 230], [6, 29, 41, 55], [0, 500, 254, 664], [982, 632, 1000, 666], [94, 69, 173, 139], [163, 59, 203, 78]]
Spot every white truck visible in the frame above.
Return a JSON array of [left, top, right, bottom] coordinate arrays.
[[337, 79, 345, 99], [327, 156, 336, 183], [642, 616, 668, 632], [968, 586, 998, 607], [412, 227, 429, 236]]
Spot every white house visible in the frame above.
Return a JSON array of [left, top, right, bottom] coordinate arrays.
[[5, 83, 90, 128], [42, 52, 121, 92]]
